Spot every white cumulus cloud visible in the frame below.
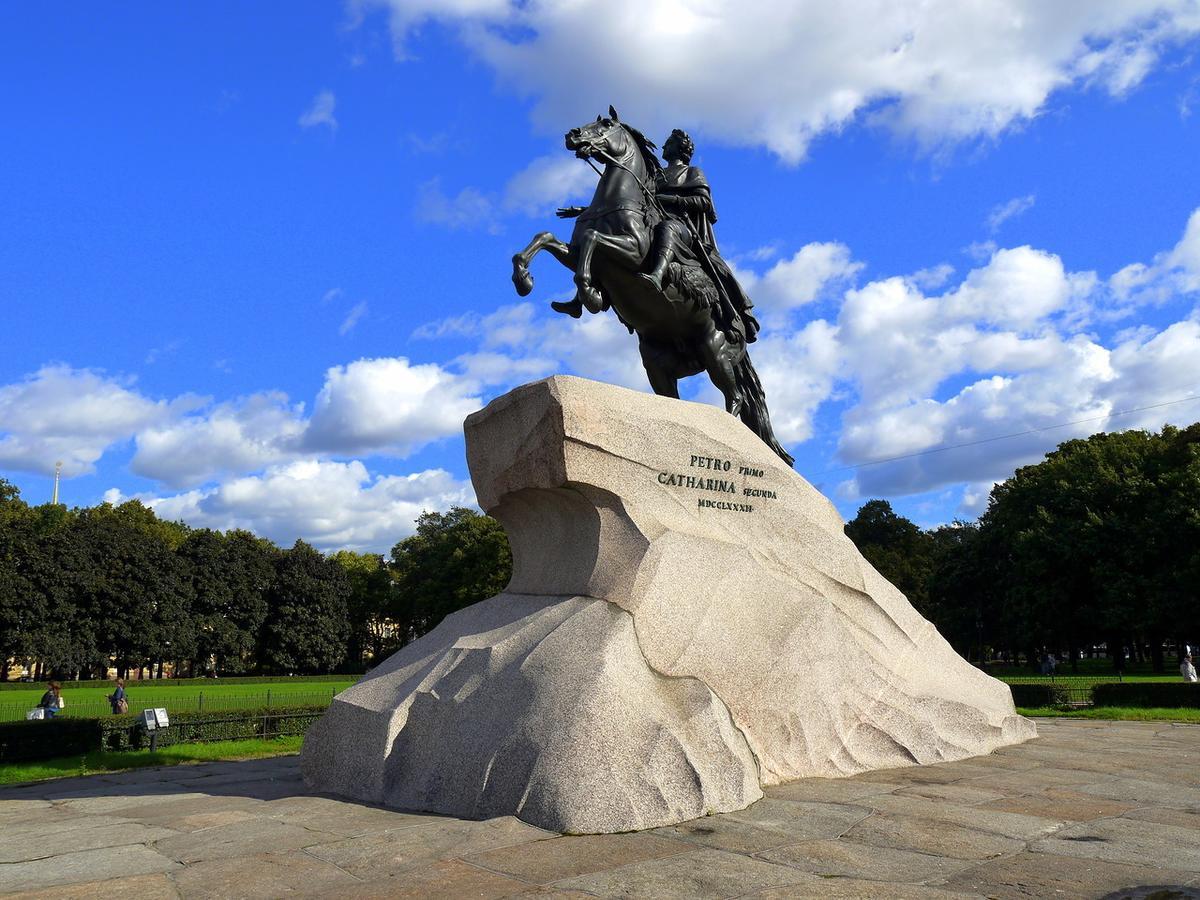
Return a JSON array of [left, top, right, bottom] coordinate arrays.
[[0, 366, 185, 477], [131, 392, 307, 489], [503, 154, 598, 216], [304, 357, 482, 455], [360, 0, 1200, 162], [738, 242, 863, 314], [23, 356, 487, 491], [116, 460, 475, 553]]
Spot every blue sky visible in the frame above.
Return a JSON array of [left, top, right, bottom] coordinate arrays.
[[2, 2, 1199, 550]]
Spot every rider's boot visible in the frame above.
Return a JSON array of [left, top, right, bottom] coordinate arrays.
[[637, 245, 672, 292], [550, 298, 583, 318]]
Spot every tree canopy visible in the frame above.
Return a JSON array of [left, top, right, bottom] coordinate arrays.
[[0, 480, 515, 680], [845, 424, 1200, 671]]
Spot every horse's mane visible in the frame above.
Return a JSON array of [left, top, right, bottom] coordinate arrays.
[[621, 123, 663, 184]]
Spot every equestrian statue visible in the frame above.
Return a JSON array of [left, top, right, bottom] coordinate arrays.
[[510, 106, 794, 466]]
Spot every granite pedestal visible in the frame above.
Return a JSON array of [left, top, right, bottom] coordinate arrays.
[[302, 376, 1034, 833]]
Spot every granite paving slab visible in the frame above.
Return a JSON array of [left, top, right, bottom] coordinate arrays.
[[759, 838, 977, 883], [0, 844, 181, 893], [261, 794, 444, 836], [341, 859, 534, 900], [94, 794, 268, 829], [169, 848, 362, 899], [743, 879, 983, 898], [978, 787, 1137, 821], [761, 778, 904, 804], [2, 873, 179, 900], [839, 810, 1025, 860], [1030, 816, 1200, 871], [303, 816, 554, 878], [1073, 776, 1200, 807], [465, 833, 693, 884], [941, 850, 1200, 899], [862, 792, 1066, 839], [153, 817, 343, 864], [1124, 806, 1200, 830], [890, 782, 1009, 804], [651, 815, 838, 855], [549, 847, 811, 897], [2, 719, 1200, 898], [0, 819, 179, 864]]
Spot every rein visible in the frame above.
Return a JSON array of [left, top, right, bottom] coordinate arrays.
[[579, 151, 660, 222], [590, 149, 663, 216]]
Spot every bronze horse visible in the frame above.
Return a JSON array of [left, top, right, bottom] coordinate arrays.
[[511, 108, 793, 466]]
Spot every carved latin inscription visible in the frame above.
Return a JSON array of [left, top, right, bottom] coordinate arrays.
[[654, 454, 777, 512]]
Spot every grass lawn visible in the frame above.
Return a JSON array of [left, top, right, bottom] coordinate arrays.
[[1019, 706, 1200, 723], [0, 679, 355, 722], [0, 735, 305, 786]]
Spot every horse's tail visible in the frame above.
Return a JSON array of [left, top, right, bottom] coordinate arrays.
[[734, 352, 795, 467]]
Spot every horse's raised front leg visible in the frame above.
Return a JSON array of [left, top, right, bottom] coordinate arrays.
[[574, 229, 644, 313], [512, 231, 571, 297]]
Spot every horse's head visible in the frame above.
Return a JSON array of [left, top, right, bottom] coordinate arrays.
[[565, 105, 630, 163]]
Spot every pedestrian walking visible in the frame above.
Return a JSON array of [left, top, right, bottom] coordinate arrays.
[[108, 678, 128, 714], [1182, 655, 1197, 683]]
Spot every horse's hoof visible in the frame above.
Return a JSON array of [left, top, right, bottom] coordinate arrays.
[[512, 266, 534, 297], [551, 299, 583, 319]]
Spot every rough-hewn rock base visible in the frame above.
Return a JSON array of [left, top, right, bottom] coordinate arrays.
[[302, 376, 1034, 833]]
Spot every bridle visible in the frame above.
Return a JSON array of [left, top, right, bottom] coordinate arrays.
[[575, 122, 665, 222]]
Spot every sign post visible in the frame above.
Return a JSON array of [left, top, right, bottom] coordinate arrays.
[[142, 708, 170, 753]]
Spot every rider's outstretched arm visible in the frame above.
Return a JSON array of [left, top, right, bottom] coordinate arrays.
[[556, 206, 586, 218]]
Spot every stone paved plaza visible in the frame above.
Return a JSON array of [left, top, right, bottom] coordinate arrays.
[[2, 719, 1200, 898]]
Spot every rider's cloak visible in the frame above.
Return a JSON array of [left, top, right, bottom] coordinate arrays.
[[657, 164, 761, 343]]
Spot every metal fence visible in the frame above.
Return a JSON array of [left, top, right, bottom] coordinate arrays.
[[0, 688, 339, 723]]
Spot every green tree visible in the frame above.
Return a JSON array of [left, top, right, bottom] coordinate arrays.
[[260, 541, 351, 673], [0, 482, 35, 679], [70, 504, 195, 678], [844, 500, 934, 616], [179, 529, 275, 675], [1136, 423, 1200, 663], [977, 428, 1166, 670], [924, 522, 990, 660], [331, 550, 394, 669], [0, 477, 23, 521], [389, 507, 512, 643]]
